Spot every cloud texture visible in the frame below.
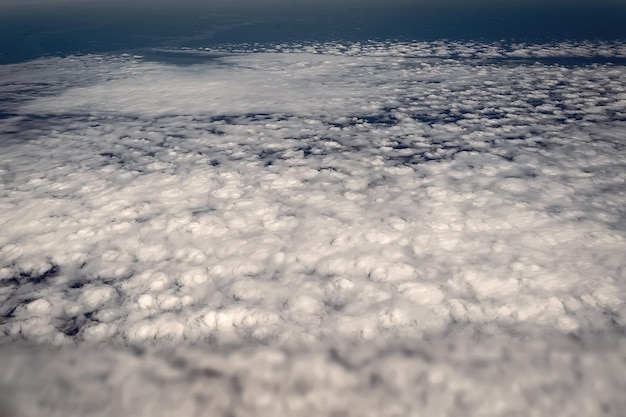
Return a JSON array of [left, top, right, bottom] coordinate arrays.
[[0, 40, 626, 415]]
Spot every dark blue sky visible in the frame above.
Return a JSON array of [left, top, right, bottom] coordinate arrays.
[[1, 0, 625, 64]]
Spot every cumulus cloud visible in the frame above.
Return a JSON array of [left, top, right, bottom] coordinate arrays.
[[2, 335, 626, 417], [0, 40, 626, 415]]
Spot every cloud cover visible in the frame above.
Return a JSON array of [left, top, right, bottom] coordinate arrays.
[[0, 40, 625, 415]]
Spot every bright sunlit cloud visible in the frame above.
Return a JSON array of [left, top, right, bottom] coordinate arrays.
[[1, 40, 625, 416]]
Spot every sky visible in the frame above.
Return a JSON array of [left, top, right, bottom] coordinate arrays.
[[2, 0, 626, 16], [0, 0, 624, 5], [1, 0, 626, 65]]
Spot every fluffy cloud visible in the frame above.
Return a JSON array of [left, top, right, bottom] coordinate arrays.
[[0, 40, 625, 415], [1, 335, 626, 417]]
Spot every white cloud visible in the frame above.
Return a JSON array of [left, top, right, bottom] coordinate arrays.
[[0, 40, 626, 415], [1, 336, 626, 417]]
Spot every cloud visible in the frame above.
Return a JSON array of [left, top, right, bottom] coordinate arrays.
[[1, 335, 626, 416], [0, 40, 625, 415], [2, 40, 625, 345]]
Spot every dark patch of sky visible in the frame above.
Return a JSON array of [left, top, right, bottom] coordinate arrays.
[[1, 0, 625, 63]]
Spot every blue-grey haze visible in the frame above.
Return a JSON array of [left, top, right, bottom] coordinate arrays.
[[1, 1, 626, 64]]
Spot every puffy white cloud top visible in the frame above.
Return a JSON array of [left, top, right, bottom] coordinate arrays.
[[0, 40, 625, 416]]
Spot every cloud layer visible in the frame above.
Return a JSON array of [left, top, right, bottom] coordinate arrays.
[[0, 40, 625, 415], [2, 335, 626, 417]]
